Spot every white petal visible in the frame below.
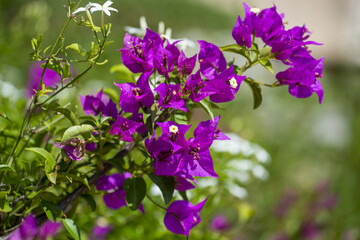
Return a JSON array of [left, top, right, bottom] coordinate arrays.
[[90, 6, 102, 13], [103, 9, 111, 16], [72, 7, 86, 15], [139, 16, 148, 30], [86, 3, 99, 10], [103, 0, 113, 8], [107, 7, 118, 13]]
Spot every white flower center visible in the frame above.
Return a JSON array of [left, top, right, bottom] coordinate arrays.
[[250, 8, 260, 14], [169, 125, 179, 134], [172, 90, 177, 95], [229, 77, 238, 89]]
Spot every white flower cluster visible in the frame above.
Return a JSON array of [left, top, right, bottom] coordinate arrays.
[[73, 1, 118, 16]]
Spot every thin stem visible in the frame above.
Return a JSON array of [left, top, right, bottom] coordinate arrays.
[[245, 77, 281, 88], [146, 194, 167, 211], [43, 34, 108, 104], [37, 16, 72, 91]]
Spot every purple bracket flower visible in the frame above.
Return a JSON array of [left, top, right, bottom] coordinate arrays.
[[131, 113, 147, 136], [270, 26, 322, 61], [164, 198, 208, 239], [179, 116, 228, 178], [145, 122, 190, 176], [174, 176, 195, 191], [96, 173, 145, 213], [91, 225, 113, 240], [10, 215, 37, 240], [109, 116, 142, 142], [232, 4, 254, 49], [10, 215, 60, 240], [184, 70, 217, 102], [37, 221, 61, 240], [80, 89, 118, 119], [276, 57, 324, 103], [55, 138, 95, 161], [256, 5, 284, 44], [27, 62, 61, 98], [154, 83, 187, 112], [115, 71, 154, 114], [165, 40, 181, 63], [120, 33, 154, 73], [210, 214, 231, 232], [198, 40, 227, 79], [153, 46, 175, 79], [177, 51, 197, 79], [207, 65, 245, 103]]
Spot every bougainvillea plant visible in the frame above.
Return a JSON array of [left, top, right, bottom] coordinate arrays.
[[0, 1, 324, 239]]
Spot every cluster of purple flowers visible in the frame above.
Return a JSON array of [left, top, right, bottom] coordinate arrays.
[[9, 215, 60, 240], [232, 3, 324, 103], [44, 2, 326, 238], [120, 28, 245, 106], [71, 25, 244, 237]]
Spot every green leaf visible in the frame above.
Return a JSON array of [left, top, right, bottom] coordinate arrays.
[[0, 165, 15, 173], [87, 42, 100, 59], [78, 115, 98, 126], [62, 63, 71, 79], [66, 43, 86, 57], [69, 1, 75, 9], [81, 194, 97, 211], [25, 148, 57, 184], [105, 23, 112, 36], [0, 112, 12, 122], [43, 45, 53, 55], [37, 34, 43, 49], [245, 78, 262, 109], [107, 158, 125, 173], [62, 124, 95, 142], [219, 44, 250, 60], [259, 47, 273, 58], [173, 112, 188, 125], [0, 185, 11, 194], [62, 218, 80, 240], [41, 199, 62, 221], [259, 58, 274, 74], [54, 107, 79, 125], [31, 34, 42, 51], [178, 191, 189, 201], [41, 59, 63, 78], [197, 99, 214, 120], [57, 173, 90, 189], [123, 177, 146, 211], [148, 174, 174, 205], [111, 64, 135, 82], [0, 198, 12, 213]]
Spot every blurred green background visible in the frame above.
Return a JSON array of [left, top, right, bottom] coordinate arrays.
[[0, 0, 359, 239]]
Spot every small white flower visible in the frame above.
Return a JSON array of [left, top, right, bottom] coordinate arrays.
[[250, 8, 260, 14], [72, 2, 97, 15], [90, 1, 118, 16], [73, 1, 118, 16], [169, 125, 179, 134], [229, 77, 238, 89]]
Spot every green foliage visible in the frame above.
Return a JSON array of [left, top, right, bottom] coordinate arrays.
[[25, 147, 57, 184], [124, 177, 147, 211], [61, 124, 95, 142], [62, 218, 81, 240], [244, 78, 262, 109], [148, 174, 175, 205]]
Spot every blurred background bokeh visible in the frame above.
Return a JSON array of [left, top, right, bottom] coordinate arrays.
[[0, 0, 359, 239]]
